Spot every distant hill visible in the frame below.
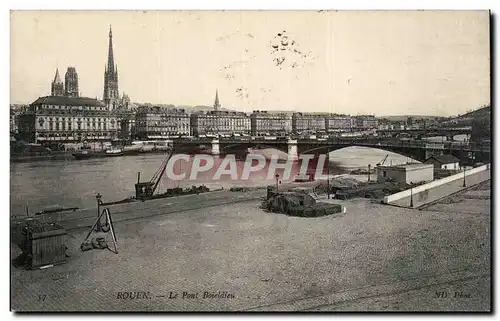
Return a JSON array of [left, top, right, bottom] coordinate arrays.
[[379, 115, 438, 121], [441, 105, 490, 126], [457, 105, 490, 119]]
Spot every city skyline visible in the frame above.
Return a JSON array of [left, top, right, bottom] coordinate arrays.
[[10, 10, 490, 116]]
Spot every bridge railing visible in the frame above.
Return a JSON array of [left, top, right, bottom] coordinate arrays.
[[173, 136, 490, 152]]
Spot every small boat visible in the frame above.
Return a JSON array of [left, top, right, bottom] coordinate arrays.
[[122, 145, 141, 156], [105, 148, 124, 157], [72, 150, 95, 160]]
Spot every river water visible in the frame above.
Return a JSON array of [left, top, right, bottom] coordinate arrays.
[[10, 145, 425, 215], [12, 135, 468, 215]]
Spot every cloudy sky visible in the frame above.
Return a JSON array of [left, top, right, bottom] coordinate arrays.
[[10, 10, 490, 116]]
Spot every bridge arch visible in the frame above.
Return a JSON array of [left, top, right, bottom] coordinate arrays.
[[220, 142, 289, 154], [422, 132, 442, 138], [395, 132, 412, 139], [299, 144, 426, 163]]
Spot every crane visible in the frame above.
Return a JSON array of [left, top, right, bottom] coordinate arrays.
[[134, 150, 173, 200], [376, 154, 389, 166]]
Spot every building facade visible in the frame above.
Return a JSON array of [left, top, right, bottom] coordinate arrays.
[[113, 108, 136, 141], [250, 111, 292, 136], [10, 105, 26, 135], [325, 115, 354, 132], [292, 113, 326, 134], [135, 106, 190, 139], [17, 96, 119, 146], [103, 26, 120, 111], [190, 110, 250, 137], [376, 163, 434, 184], [424, 154, 460, 170], [354, 115, 378, 129]]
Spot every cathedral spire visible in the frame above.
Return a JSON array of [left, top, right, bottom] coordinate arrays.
[[53, 68, 62, 84], [103, 26, 120, 111], [214, 89, 220, 111], [107, 25, 114, 73], [51, 68, 64, 96]]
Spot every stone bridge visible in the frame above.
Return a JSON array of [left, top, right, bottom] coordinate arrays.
[[171, 137, 490, 164], [378, 127, 472, 141]]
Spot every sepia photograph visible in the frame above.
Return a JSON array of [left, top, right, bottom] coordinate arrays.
[[9, 9, 491, 312]]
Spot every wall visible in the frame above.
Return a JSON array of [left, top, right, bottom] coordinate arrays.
[[383, 164, 490, 208], [442, 162, 459, 170], [377, 168, 407, 183], [405, 165, 434, 184], [376, 165, 433, 184]]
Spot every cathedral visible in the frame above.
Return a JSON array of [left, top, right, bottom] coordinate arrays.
[[49, 26, 130, 109], [50, 67, 79, 97], [103, 26, 120, 111]]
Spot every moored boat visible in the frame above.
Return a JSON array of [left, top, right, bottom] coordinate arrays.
[[122, 145, 141, 156], [72, 150, 105, 160], [105, 148, 124, 157]]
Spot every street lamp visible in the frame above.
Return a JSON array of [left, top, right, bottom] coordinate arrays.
[[327, 147, 331, 199], [409, 182, 414, 208]]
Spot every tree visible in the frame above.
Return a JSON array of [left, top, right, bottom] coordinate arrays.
[[471, 112, 491, 143]]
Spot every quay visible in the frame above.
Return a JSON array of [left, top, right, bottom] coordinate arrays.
[[28, 189, 267, 231], [11, 180, 490, 311]]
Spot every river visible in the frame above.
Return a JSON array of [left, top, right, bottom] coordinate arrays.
[[13, 134, 469, 216], [10, 145, 425, 215]]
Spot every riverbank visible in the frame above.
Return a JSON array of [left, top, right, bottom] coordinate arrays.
[[11, 182, 490, 311], [10, 151, 73, 163], [15, 189, 267, 231], [10, 149, 174, 163]]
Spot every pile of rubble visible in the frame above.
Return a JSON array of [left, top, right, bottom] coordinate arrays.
[[261, 191, 343, 218]]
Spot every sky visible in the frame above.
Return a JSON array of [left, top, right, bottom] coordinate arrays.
[[10, 10, 490, 116]]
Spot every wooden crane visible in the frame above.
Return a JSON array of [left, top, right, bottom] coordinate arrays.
[[377, 154, 389, 166], [135, 150, 173, 200]]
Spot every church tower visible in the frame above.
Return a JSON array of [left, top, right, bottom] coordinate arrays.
[[103, 25, 120, 111], [51, 68, 64, 96], [213, 89, 221, 111], [64, 67, 79, 97]]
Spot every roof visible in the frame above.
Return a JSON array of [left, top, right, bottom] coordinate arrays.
[[31, 96, 105, 107], [425, 154, 460, 164]]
